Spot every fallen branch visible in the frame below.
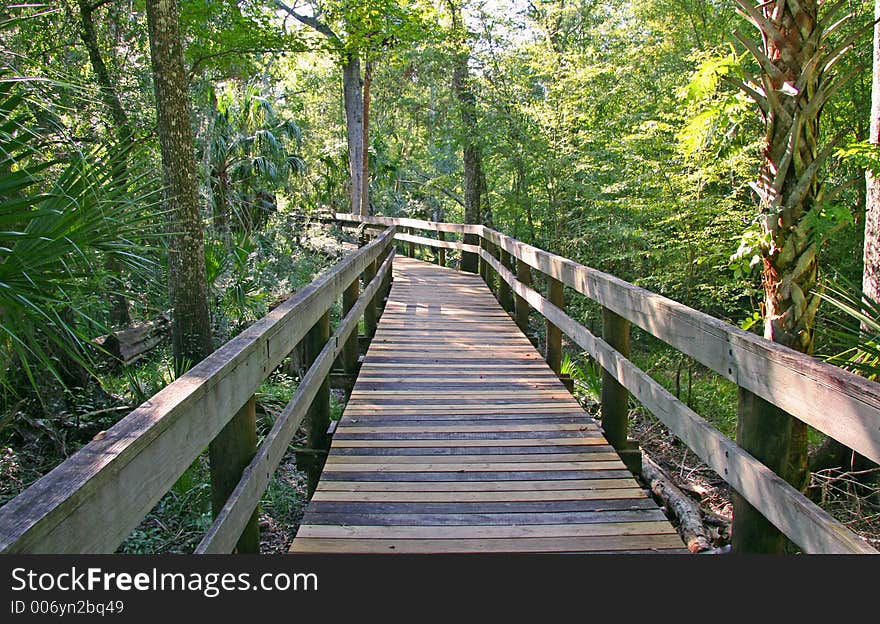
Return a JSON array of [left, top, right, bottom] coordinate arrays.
[[641, 451, 713, 553], [92, 313, 170, 367]]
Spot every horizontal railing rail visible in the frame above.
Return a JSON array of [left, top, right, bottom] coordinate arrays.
[[331, 212, 879, 555], [0, 225, 397, 554]]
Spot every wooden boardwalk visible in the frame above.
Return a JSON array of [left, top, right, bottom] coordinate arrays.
[[290, 257, 685, 554]]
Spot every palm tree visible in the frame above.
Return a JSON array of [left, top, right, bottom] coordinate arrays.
[[202, 82, 304, 242], [0, 77, 158, 398], [729, 0, 859, 552]]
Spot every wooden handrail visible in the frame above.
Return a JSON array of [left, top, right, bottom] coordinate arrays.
[[331, 213, 880, 554], [480, 247, 876, 554], [196, 248, 395, 553], [0, 226, 397, 553]]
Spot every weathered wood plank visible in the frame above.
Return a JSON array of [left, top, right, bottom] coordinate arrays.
[[315, 478, 640, 492], [291, 534, 684, 553], [311, 488, 647, 502], [331, 438, 608, 448], [332, 212, 482, 235], [325, 452, 622, 464], [299, 509, 669, 525], [296, 520, 675, 539], [319, 470, 637, 482]]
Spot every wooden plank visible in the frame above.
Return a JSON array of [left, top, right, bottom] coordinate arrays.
[[329, 446, 616, 456], [338, 415, 590, 425], [325, 453, 622, 464], [336, 423, 597, 433], [394, 231, 481, 255], [315, 479, 640, 492], [311, 488, 647, 502], [296, 520, 675, 539], [343, 406, 584, 414], [331, 433, 603, 442], [307, 498, 658, 513], [0, 226, 397, 554], [300, 509, 668, 525], [481, 227, 880, 466], [332, 212, 483, 235], [291, 534, 685, 553], [331, 438, 609, 448], [320, 461, 627, 472], [319, 470, 637, 482]]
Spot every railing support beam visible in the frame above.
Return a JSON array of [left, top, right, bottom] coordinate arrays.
[[342, 277, 360, 375], [499, 248, 514, 313], [546, 276, 564, 375], [209, 396, 259, 553], [304, 312, 331, 497], [600, 308, 639, 473], [462, 232, 479, 273], [363, 259, 378, 338], [732, 389, 791, 554], [515, 258, 532, 335], [438, 231, 446, 267]]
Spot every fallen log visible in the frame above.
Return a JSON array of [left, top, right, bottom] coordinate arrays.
[[641, 451, 713, 553], [93, 313, 170, 366]]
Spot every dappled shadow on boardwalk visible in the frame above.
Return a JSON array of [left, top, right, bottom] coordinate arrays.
[[290, 257, 686, 554]]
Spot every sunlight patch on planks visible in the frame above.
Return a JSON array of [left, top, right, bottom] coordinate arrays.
[[290, 257, 685, 555]]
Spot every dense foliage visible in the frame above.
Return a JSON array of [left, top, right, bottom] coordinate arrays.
[[1, 0, 877, 550]]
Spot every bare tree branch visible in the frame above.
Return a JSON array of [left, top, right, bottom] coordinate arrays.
[[274, 1, 342, 48]]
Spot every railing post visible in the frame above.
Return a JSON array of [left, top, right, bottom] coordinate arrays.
[[486, 241, 500, 296], [407, 227, 415, 258], [499, 248, 514, 313], [373, 244, 390, 317], [438, 231, 446, 267], [208, 396, 259, 553], [515, 258, 532, 334], [462, 231, 479, 273], [304, 311, 331, 497], [479, 237, 489, 283], [600, 308, 640, 473], [363, 257, 378, 338], [342, 276, 360, 375], [546, 276, 564, 374], [732, 388, 790, 553]]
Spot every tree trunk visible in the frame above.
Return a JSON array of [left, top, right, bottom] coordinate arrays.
[[867, 0, 880, 310], [77, 0, 132, 328], [361, 59, 373, 217], [343, 54, 365, 216], [731, 0, 841, 552], [448, 2, 483, 273], [145, 0, 213, 373]]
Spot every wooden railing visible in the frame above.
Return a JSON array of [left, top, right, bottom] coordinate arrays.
[[0, 226, 396, 554], [332, 212, 880, 555]]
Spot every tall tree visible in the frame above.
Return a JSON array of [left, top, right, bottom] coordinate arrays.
[[867, 0, 880, 309], [145, 0, 213, 372], [730, 0, 853, 552], [447, 0, 484, 272], [77, 0, 134, 327], [276, 1, 366, 215]]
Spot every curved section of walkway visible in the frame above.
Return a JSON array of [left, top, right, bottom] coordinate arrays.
[[290, 257, 685, 553]]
